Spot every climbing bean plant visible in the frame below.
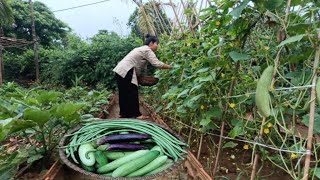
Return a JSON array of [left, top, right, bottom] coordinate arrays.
[[144, 0, 320, 179]]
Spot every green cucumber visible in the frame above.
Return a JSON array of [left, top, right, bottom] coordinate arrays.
[[81, 162, 95, 172], [97, 150, 149, 174], [145, 159, 174, 176], [95, 151, 108, 167], [78, 143, 96, 166], [255, 66, 274, 117], [104, 151, 134, 160], [103, 172, 113, 176], [127, 155, 168, 177], [112, 151, 160, 177], [150, 145, 164, 156]]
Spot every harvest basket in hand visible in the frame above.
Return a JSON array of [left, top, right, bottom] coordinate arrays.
[[59, 119, 188, 180], [138, 76, 159, 86]]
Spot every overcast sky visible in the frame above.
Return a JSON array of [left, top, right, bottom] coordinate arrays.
[[36, 0, 181, 38]]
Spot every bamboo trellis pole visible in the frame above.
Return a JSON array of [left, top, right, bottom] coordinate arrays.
[[149, 1, 166, 35], [169, 0, 184, 34], [303, 31, 320, 180], [180, 0, 195, 36], [156, 1, 172, 33]]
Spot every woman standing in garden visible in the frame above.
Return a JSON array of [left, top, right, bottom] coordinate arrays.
[[113, 35, 172, 120]]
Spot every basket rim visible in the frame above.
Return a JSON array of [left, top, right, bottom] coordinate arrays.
[[59, 118, 187, 180]]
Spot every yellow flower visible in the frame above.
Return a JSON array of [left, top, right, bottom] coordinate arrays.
[[243, 144, 249, 150], [267, 123, 273, 128], [220, 55, 225, 58], [264, 46, 270, 50], [264, 128, 270, 134], [230, 43, 234, 47], [229, 103, 236, 108], [291, 153, 297, 159], [187, 43, 191, 47], [221, 73, 225, 78], [216, 21, 221, 26], [201, 105, 205, 110]]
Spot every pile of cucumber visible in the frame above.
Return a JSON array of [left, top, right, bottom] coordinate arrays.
[[62, 119, 188, 177]]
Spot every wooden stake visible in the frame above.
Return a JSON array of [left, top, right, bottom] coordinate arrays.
[[169, 0, 184, 34], [188, 125, 193, 145], [303, 32, 320, 180], [29, 0, 39, 82], [250, 117, 266, 180], [197, 134, 204, 160]]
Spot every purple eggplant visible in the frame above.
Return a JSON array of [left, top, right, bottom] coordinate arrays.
[[97, 143, 147, 151], [96, 133, 151, 145]]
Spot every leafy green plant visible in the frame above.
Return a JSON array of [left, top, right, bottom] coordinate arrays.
[[0, 83, 111, 179]]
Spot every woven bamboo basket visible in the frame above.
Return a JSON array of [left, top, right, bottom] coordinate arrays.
[[59, 119, 187, 180], [138, 76, 159, 86]]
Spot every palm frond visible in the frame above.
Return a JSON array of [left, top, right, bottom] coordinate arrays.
[[0, 0, 14, 27], [137, 5, 156, 35]]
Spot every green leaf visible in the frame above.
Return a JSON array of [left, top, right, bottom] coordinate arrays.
[[229, 0, 250, 18], [196, 68, 210, 74], [313, 168, 320, 179], [0, 165, 17, 180], [53, 103, 84, 123], [24, 109, 50, 128], [0, 125, 7, 142], [200, 117, 211, 126], [27, 154, 43, 164], [277, 34, 305, 47], [223, 142, 238, 149], [165, 102, 174, 110], [229, 126, 245, 138], [264, 0, 284, 10], [177, 89, 190, 99], [207, 43, 224, 56], [36, 91, 62, 105], [302, 113, 320, 134], [207, 108, 223, 118], [190, 83, 203, 93], [5, 119, 36, 134], [229, 51, 251, 62]]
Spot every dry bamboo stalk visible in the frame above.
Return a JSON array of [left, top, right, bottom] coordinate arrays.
[[195, 0, 204, 28], [0, 46, 3, 86], [169, 0, 184, 34], [206, 0, 212, 6], [156, 1, 172, 33], [250, 117, 266, 180], [180, 0, 196, 36], [190, 0, 198, 28], [303, 32, 320, 180], [197, 134, 204, 160], [284, 0, 292, 25], [149, 1, 166, 35]]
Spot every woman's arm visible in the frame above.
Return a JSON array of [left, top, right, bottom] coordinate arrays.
[[145, 49, 172, 69]]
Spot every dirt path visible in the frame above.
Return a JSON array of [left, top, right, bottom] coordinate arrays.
[[107, 94, 151, 119]]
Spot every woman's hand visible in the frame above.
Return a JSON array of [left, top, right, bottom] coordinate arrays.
[[161, 64, 172, 69]]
